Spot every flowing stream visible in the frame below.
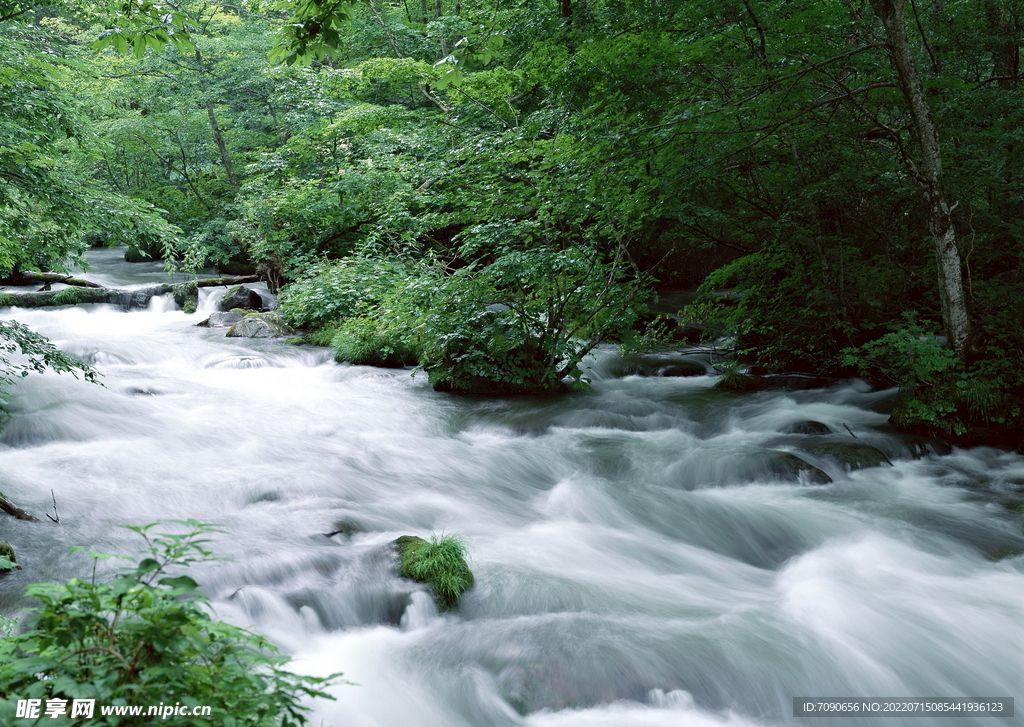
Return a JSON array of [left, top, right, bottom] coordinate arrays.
[[1, 248, 1022, 726]]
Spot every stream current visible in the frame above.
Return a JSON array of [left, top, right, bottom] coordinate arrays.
[[1, 248, 1022, 727]]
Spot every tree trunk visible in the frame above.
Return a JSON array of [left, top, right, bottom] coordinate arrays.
[[0, 272, 104, 288], [195, 49, 240, 193], [986, 2, 1020, 88], [869, 0, 972, 357]]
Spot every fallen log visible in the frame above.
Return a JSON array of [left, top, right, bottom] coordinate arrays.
[[0, 493, 43, 522], [0, 275, 260, 311], [0, 272, 104, 288]]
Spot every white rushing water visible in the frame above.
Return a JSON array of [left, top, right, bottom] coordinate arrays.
[[1, 249, 1022, 726]]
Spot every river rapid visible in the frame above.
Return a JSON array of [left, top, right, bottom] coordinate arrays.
[[1, 248, 1022, 727]]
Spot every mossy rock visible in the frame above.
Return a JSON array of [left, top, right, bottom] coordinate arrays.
[[393, 534, 474, 611], [220, 285, 263, 312], [714, 371, 767, 391], [0, 541, 22, 572], [225, 312, 295, 338], [798, 442, 893, 470], [123, 246, 152, 263], [783, 420, 832, 435]]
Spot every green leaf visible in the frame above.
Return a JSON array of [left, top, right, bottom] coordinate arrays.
[[158, 575, 199, 591]]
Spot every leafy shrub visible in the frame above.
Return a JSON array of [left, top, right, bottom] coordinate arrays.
[[0, 521, 338, 726], [277, 256, 435, 331], [420, 246, 648, 394], [281, 247, 648, 391], [395, 534, 474, 611], [329, 316, 420, 368], [842, 315, 1024, 437]]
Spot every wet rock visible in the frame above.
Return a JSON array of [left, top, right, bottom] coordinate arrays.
[[783, 420, 832, 435], [0, 541, 21, 572], [196, 310, 246, 328], [755, 452, 832, 484], [225, 312, 294, 338], [220, 285, 262, 311], [798, 442, 893, 470], [124, 246, 153, 263], [660, 361, 706, 377], [612, 357, 706, 378], [714, 372, 767, 391]]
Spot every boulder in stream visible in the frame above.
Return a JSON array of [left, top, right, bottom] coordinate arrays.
[[714, 372, 767, 391], [225, 312, 294, 338], [220, 285, 263, 311], [783, 420, 832, 435], [752, 452, 832, 484], [393, 534, 474, 611], [123, 246, 152, 263], [798, 442, 893, 470], [196, 310, 247, 328], [0, 540, 21, 572]]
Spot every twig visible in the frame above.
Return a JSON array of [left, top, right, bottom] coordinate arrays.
[[45, 489, 60, 524], [843, 423, 857, 438]]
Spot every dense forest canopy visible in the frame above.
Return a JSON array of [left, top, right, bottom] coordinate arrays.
[[2, 0, 1024, 442]]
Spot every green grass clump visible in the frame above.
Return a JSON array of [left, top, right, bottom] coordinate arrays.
[[395, 534, 474, 611]]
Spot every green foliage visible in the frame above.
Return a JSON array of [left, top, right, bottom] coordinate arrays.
[[281, 246, 647, 392], [0, 521, 339, 726], [840, 314, 957, 387], [396, 534, 473, 611], [0, 541, 19, 572], [843, 316, 1024, 437], [329, 316, 420, 368], [278, 256, 434, 331], [420, 246, 648, 394]]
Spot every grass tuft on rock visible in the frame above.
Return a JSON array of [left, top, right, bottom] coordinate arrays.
[[395, 534, 473, 611]]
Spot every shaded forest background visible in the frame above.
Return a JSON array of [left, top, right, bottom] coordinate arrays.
[[3, 0, 1024, 444]]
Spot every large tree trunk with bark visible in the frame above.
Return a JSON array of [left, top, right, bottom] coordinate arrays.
[[870, 0, 973, 358]]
